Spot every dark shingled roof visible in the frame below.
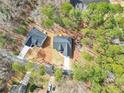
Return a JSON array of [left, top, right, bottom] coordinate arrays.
[[25, 28, 47, 47], [53, 36, 72, 57], [70, 0, 110, 9]]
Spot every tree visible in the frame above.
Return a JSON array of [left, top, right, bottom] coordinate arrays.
[[102, 84, 122, 93], [12, 62, 25, 73], [15, 26, 27, 35], [41, 5, 55, 18], [55, 68, 63, 81], [0, 36, 6, 48], [106, 45, 121, 57], [91, 81, 102, 93], [112, 64, 124, 75], [39, 64, 45, 76], [42, 18, 54, 28], [96, 2, 109, 14], [109, 4, 123, 13], [62, 17, 75, 28], [60, 2, 73, 16], [82, 51, 94, 61], [25, 62, 34, 71], [69, 9, 82, 21], [73, 63, 105, 82]]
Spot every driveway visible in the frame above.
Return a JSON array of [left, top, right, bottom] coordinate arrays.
[[17, 45, 31, 59], [63, 56, 71, 70]]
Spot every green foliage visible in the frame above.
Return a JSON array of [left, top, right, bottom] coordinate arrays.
[[109, 4, 123, 13], [104, 16, 116, 29], [12, 62, 25, 73], [116, 55, 124, 65], [62, 17, 74, 28], [82, 51, 94, 61], [89, 14, 104, 27], [116, 74, 124, 86], [55, 68, 63, 81], [28, 64, 46, 87], [69, 9, 82, 21], [39, 64, 45, 76], [106, 45, 121, 57], [15, 26, 27, 35], [42, 19, 54, 28], [20, 19, 29, 26], [30, 64, 45, 78], [0, 36, 6, 48], [25, 62, 34, 71], [30, 84, 38, 92], [73, 63, 107, 82], [41, 2, 79, 30], [41, 5, 55, 18], [60, 2, 73, 15], [41, 3, 124, 92], [102, 84, 122, 93], [112, 64, 124, 75], [96, 2, 109, 14], [91, 81, 102, 93]]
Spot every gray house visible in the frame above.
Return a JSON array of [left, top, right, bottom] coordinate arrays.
[[25, 28, 47, 47], [53, 36, 72, 57], [70, 0, 110, 9]]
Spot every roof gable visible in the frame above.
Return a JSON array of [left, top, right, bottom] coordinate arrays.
[[25, 28, 47, 47], [53, 36, 72, 57], [70, 0, 110, 9]]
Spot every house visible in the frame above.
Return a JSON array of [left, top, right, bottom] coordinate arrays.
[[53, 36, 72, 57], [25, 28, 47, 47], [70, 0, 82, 7], [70, 0, 110, 9]]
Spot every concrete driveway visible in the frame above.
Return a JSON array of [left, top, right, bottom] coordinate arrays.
[[63, 56, 71, 70]]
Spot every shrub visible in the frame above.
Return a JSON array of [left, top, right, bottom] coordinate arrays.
[[112, 64, 124, 75], [73, 63, 106, 82], [12, 62, 26, 73], [62, 17, 74, 28], [61, 2, 73, 15], [82, 51, 94, 61], [102, 84, 122, 93], [25, 62, 34, 71], [55, 68, 63, 81], [91, 81, 102, 93], [41, 5, 55, 18], [39, 64, 45, 76], [69, 9, 82, 22], [30, 84, 38, 92], [52, 16, 64, 27], [42, 19, 54, 28], [106, 45, 121, 57], [0, 36, 6, 48], [109, 4, 123, 13], [73, 63, 86, 81], [15, 27, 27, 35]]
